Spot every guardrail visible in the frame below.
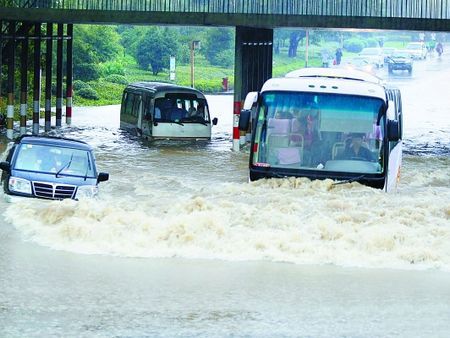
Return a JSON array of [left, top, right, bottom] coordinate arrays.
[[0, 0, 449, 19]]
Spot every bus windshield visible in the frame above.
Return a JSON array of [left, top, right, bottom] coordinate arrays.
[[154, 97, 210, 123], [253, 92, 385, 174]]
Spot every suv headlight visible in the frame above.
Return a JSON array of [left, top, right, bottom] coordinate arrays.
[[9, 177, 32, 195], [75, 185, 98, 199]]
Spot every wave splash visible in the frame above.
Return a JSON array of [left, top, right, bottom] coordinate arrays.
[[4, 172, 450, 271]]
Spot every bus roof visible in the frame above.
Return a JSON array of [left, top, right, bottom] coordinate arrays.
[[285, 67, 384, 85], [126, 82, 206, 98], [262, 75, 387, 101]]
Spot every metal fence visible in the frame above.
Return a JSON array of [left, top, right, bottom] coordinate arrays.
[[1, 0, 449, 19]]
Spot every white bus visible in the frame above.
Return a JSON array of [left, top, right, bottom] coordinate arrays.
[[239, 68, 403, 191], [120, 82, 218, 140]]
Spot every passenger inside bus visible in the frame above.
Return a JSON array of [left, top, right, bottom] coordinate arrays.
[[155, 98, 189, 121], [154, 98, 173, 120]]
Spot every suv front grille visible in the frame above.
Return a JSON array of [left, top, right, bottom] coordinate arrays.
[[33, 182, 76, 200]]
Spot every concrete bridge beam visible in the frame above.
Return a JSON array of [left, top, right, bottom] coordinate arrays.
[[0, 9, 449, 31]]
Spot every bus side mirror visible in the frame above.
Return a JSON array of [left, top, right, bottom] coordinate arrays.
[[0, 161, 11, 173], [239, 110, 251, 131], [97, 172, 109, 183], [387, 120, 400, 141], [212, 117, 218, 126]]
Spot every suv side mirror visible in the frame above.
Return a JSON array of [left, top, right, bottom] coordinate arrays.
[[0, 161, 11, 173], [97, 172, 109, 183], [212, 117, 218, 126], [387, 119, 400, 141], [239, 109, 251, 131]]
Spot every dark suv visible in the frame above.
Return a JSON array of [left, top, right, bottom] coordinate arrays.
[[0, 135, 109, 200], [387, 51, 413, 74]]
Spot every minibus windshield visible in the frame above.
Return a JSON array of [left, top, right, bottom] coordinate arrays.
[[154, 97, 210, 123], [253, 91, 385, 174]]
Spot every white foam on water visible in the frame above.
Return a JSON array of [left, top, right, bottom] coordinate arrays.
[[4, 158, 450, 271]]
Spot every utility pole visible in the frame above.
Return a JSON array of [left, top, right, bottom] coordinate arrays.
[[305, 30, 309, 68], [190, 40, 200, 88]]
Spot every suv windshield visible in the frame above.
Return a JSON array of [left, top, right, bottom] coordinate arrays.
[[14, 144, 95, 177], [254, 92, 385, 174], [154, 97, 210, 123]]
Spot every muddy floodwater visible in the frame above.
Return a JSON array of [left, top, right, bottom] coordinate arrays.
[[1, 54, 449, 337]]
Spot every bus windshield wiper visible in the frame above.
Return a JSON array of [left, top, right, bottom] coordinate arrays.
[[56, 154, 74, 178], [171, 120, 184, 126], [333, 174, 368, 186]]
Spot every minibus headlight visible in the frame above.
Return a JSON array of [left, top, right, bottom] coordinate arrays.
[[9, 177, 32, 195], [75, 185, 98, 199]]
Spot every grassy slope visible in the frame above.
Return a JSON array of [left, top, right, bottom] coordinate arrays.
[[75, 50, 327, 106]]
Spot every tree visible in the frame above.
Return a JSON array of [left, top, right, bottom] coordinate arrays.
[[288, 30, 306, 58], [74, 25, 122, 64], [72, 25, 123, 81], [203, 28, 234, 67], [136, 28, 179, 75], [119, 25, 148, 57]]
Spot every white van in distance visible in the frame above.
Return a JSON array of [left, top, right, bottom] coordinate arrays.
[[120, 82, 218, 140]]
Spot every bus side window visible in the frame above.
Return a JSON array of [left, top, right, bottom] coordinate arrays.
[[132, 94, 141, 119], [120, 92, 128, 114], [124, 92, 134, 116]]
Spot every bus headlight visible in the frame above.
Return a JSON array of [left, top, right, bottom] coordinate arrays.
[[75, 185, 98, 199], [9, 177, 32, 195]]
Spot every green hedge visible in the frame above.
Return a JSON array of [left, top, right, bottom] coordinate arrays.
[[76, 87, 100, 100], [73, 80, 91, 91], [105, 74, 129, 85], [74, 63, 101, 82], [344, 38, 366, 53]]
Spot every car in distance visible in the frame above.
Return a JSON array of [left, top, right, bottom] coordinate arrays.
[[358, 47, 384, 68], [403, 42, 427, 60], [382, 47, 396, 63], [342, 57, 377, 75], [0, 135, 109, 200], [387, 51, 413, 74]]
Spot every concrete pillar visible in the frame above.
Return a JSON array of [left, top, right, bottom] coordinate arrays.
[[32, 23, 41, 135], [56, 23, 63, 127], [20, 28, 29, 135], [66, 24, 73, 125], [6, 22, 15, 140], [44, 23, 52, 132], [233, 26, 273, 151]]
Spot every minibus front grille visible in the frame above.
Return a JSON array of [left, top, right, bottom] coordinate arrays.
[[33, 182, 76, 199]]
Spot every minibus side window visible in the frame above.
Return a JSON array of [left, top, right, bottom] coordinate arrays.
[[124, 92, 134, 116], [122, 92, 140, 125], [131, 94, 141, 118]]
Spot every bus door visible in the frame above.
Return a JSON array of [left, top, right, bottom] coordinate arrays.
[[385, 99, 402, 192], [140, 95, 152, 137], [135, 95, 143, 135]]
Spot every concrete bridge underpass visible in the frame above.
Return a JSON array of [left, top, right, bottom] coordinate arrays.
[[1, 0, 449, 148]]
